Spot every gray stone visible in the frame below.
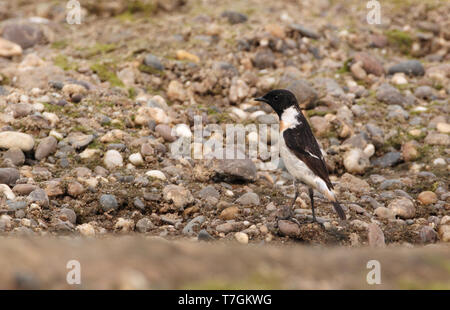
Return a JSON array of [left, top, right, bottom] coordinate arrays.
[[213, 158, 257, 183], [99, 194, 119, 212], [67, 133, 94, 150], [182, 215, 206, 235], [388, 60, 425, 76], [289, 24, 320, 39], [221, 11, 248, 24], [252, 49, 275, 69], [35, 136, 57, 160], [27, 188, 49, 208], [372, 151, 402, 168], [197, 186, 220, 200], [60, 208, 76, 225], [133, 197, 146, 210], [368, 223, 385, 247], [136, 218, 155, 233], [198, 229, 214, 241], [143, 54, 164, 71], [0, 168, 20, 186], [236, 192, 260, 205], [387, 197, 415, 219], [3, 148, 25, 166], [2, 22, 45, 49], [376, 83, 404, 106]]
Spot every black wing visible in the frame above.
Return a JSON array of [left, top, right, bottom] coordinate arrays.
[[283, 121, 333, 190]]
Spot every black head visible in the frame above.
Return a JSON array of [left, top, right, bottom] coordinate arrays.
[[254, 89, 299, 117]]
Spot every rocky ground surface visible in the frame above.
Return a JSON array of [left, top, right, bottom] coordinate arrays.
[[0, 0, 449, 249]]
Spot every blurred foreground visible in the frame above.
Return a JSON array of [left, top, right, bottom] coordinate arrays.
[[0, 237, 449, 289]]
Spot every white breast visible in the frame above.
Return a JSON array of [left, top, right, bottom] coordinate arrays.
[[280, 106, 301, 129]]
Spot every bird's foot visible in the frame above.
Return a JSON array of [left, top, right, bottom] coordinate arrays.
[[277, 206, 302, 227]]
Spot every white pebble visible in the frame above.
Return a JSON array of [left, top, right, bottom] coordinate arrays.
[[129, 153, 144, 166], [146, 170, 167, 180], [234, 232, 249, 244]]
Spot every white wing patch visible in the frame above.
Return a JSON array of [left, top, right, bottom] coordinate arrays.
[[306, 151, 320, 160]]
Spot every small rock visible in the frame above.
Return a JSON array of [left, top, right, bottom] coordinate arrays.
[[143, 54, 164, 71], [235, 192, 260, 205], [387, 197, 415, 219], [0, 168, 20, 186], [198, 186, 220, 199], [0, 131, 34, 151], [234, 232, 249, 244], [221, 11, 248, 24], [388, 60, 425, 76], [436, 123, 450, 134], [67, 133, 94, 150], [374, 207, 395, 219], [182, 215, 205, 235], [27, 188, 49, 208], [136, 218, 155, 233], [129, 153, 144, 166], [2, 22, 45, 49], [114, 218, 135, 232], [67, 181, 85, 197], [343, 148, 370, 174], [213, 159, 257, 183], [155, 124, 176, 142], [59, 208, 77, 225], [146, 170, 167, 181], [99, 194, 119, 212], [175, 50, 199, 63], [339, 173, 371, 195], [219, 206, 239, 220], [3, 148, 25, 166], [414, 86, 435, 100], [198, 229, 214, 241], [104, 150, 123, 169], [402, 141, 419, 162], [376, 83, 404, 106], [0, 37, 22, 57], [77, 223, 95, 236], [0, 184, 15, 200], [252, 49, 275, 69], [163, 184, 194, 208], [34, 136, 57, 160], [417, 191, 437, 205], [289, 24, 320, 39], [167, 80, 188, 101], [354, 52, 384, 76], [372, 151, 402, 168], [424, 132, 450, 146], [278, 220, 300, 238]]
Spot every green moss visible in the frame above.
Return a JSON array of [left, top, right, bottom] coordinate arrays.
[[51, 40, 68, 49], [54, 55, 77, 71], [337, 58, 352, 74], [42, 103, 63, 113], [127, 0, 157, 14], [385, 29, 413, 54], [90, 63, 124, 87], [306, 110, 333, 117], [85, 43, 117, 58], [72, 125, 92, 134], [128, 87, 137, 99], [87, 139, 104, 150]]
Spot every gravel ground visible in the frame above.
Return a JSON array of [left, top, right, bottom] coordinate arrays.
[[0, 0, 449, 250]]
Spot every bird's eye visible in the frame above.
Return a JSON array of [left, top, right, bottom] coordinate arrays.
[[274, 96, 279, 100]]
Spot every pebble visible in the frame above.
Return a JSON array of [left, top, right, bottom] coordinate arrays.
[[387, 197, 415, 219], [0, 184, 15, 200], [235, 192, 260, 206], [417, 191, 437, 205], [354, 52, 385, 76], [155, 124, 176, 142], [214, 158, 257, 183], [374, 207, 395, 219], [278, 220, 300, 238], [163, 184, 194, 208], [27, 188, 49, 208], [167, 80, 188, 101], [3, 148, 25, 166], [114, 218, 135, 232], [343, 148, 370, 174], [234, 232, 249, 244], [424, 132, 450, 146], [182, 216, 206, 235], [146, 170, 167, 181], [99, 194, 119, 212], [129, 153, 144, 166], [198, 229, 214, 242], [175, 50, 199, 63], [221, 11, 248, 24], [136, 218, 155, 233], [0, 168, 20, 186], [0, 131, 35, 151], [135, 107, 170, 125], [77, 223, 95, 236], [252, 49, 275, 69], [372, 151, 402, 168], [34, 136, 57, 160], [67, 133, 94, 150], [219, 206, 239, 220], [376, 83, 404, 106], [289, 24, 320, 39], [388, 60, 425, 76], [0, 37, 22, 57], [104, 150, 123, 169], [401, 141, 419, 162], [338, 173, 371, 195], [143, 54, 164, 71], [67, 181, 85, 197], [436, 123, 450, 134]]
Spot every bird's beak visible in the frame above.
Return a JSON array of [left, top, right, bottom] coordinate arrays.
[[254, 97, 268, 103]]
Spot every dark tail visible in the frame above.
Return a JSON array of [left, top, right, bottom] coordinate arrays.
[[333, 202, 346, 220]]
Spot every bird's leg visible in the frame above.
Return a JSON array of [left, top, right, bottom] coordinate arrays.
[[308, 187, 326, 229], [308, 187, 317, 223]]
